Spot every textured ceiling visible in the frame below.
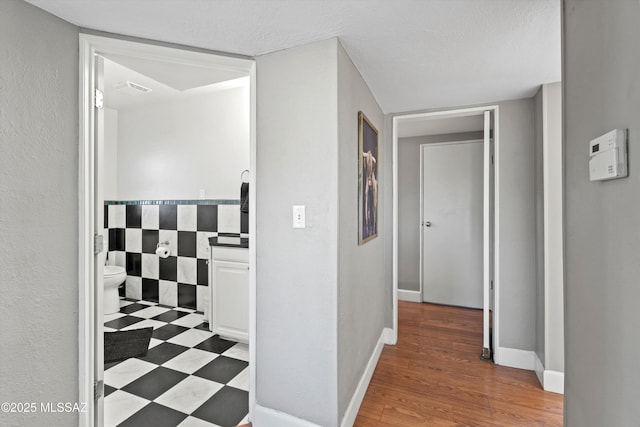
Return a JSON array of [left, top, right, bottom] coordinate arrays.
[[24, 0, 561, 113]]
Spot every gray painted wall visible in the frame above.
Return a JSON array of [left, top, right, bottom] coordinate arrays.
[[388, 98, 537, 352], [336, 42, 386, 422], [0, 1, 79, 426], [564, 1, 640, 425], [256, 39, 339, 426], [534, 87, 545, 365], [398, 132, 484, 293]]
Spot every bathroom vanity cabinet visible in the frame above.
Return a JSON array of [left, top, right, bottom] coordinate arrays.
[[208, 243, 249, 343]]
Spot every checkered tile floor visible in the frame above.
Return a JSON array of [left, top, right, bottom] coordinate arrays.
[[104, 298, 249, 427]]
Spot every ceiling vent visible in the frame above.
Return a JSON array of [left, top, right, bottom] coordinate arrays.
[[114, 80, 152, 96]]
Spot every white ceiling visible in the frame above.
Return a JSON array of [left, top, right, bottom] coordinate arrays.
[[24, 0, 561, 114]]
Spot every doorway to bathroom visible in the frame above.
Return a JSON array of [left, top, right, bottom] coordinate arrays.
[[79, 34, 257, 427]]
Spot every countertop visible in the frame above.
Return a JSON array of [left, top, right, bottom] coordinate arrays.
[[208, 233, 249, 249]]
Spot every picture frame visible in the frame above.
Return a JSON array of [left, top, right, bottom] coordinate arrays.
[[358, 111, 379, 245]]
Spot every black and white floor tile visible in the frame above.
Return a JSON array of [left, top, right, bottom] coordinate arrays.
[[104, 298, 249, 427]]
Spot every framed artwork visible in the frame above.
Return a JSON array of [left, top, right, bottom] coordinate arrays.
[[358, 111, 379, 244]]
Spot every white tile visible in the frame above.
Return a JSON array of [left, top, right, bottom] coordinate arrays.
[[162, 348, 217, 374], [148, 338, 163, 349], [196, 232, 214, 259], [104, 358, 157, 388], [239, 414, 250, 425], [222, 343, 249, 362], [121, 318, 166, 331], [177, 205, 197, 231], [155, 376, 223, 415], [167, 329, 211, 347], [196, 286, 208, 312], [227, 367, 249, 391], [159, 280, 178, 307], [141, 205, 159, 229], [125, 228, 142, 253], [171, 313, 204, 328], [113, 251, 126, 268], [104, 312, 126, 322], [125, 276, 142, 300], [104, 390, 149, 427], [178, 416, 223, 427], [141, 253, 159, 279], [131, 305, 170, 319], [158, 229, 178, 256], [138, 300, 156, 305], [174, 307, 196, 313], [177, 257, 197, 284], [217, 205, 240, 233], [109, 205, 126, 229], [119, 299, 134, 307], [103, 327, 118, 333]]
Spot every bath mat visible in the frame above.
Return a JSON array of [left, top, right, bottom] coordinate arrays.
[[104, 327, 153, 364]]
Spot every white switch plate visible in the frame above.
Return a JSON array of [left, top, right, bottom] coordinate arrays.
[[293, 205, 305, 228]]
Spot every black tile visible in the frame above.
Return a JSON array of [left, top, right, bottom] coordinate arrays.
[[126, 252, 142, 276], [178, 231, 197, 257], [104, 359, 123, 371], [119, 402, 187, 427], [240, 211, 248, 234], [191, 386, 248, 427], [115, 228, 126, 251], [119, 303, 149, 314], [152, 310, 189, 323], [194, 322, 210, 331], [104, 315, 144, 330], [159, 256, 177, 281], [122, 367, 188, 400], [152, 324, 189, 341], [197, 259, 208, 286], [109, 228, 117, 251], [104, 204, 109, 229], [195, 335, 237, 354], [178, 283, 196, 310], [159, 205, 177, 230], [142, 278, 159, 303], [197, 205, 218, 232], [138, 342, 189, 365], [193, 356, 248, 384], [142, 229, 159, 254], [104, 384, 117, 397], [118, 284, 126, 298], [126, 204, 142, 228]]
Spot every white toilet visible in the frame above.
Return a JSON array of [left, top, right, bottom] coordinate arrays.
[[104, 265, 126, 314]]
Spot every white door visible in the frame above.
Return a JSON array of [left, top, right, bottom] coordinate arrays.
[[421, 141, 484, 309], [93, 54, 105, 427]]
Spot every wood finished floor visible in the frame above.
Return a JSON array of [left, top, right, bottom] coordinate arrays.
[[355, 301, 563, 426]]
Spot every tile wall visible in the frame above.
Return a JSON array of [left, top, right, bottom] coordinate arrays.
[[104, 201, 248, 311]]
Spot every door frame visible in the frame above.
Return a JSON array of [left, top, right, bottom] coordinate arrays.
[[391, 105, 500, 359], [78, 34, 257, 426], [419, 139, 484, 307]]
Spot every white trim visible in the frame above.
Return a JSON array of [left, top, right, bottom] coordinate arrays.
[[253, 405, 323, 427], [534, 353, 565, 394], [78, 33, 256, 427], [248, 61, 257, 424], [392, 106, 500, 354], [397, 289, 421, 303], [543, 370, 565, 395], [534, 352, 545, 387], [340, 328, 392, 427], [496, 347, 535, 371]]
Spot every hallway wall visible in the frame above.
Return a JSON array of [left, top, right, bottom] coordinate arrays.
[[0, 1, 79, 426]]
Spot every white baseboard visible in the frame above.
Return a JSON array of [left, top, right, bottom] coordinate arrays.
[[397, 289, 421, 303], [543, 370, 564, 394], [340, 327, 392, 427], [253, 404, 322, 427], [496, 347, 535, 371], [532, 353, 564, 394]]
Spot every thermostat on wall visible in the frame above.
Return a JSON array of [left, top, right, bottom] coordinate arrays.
[[589, 129, 628, 181]]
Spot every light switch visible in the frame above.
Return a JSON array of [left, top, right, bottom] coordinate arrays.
[[293, 205, 305, 228]]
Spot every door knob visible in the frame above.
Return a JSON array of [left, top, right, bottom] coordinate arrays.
[[424, 221, 432, 227]]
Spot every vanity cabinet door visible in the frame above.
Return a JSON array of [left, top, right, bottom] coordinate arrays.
[[210, 259, 249, 343]]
